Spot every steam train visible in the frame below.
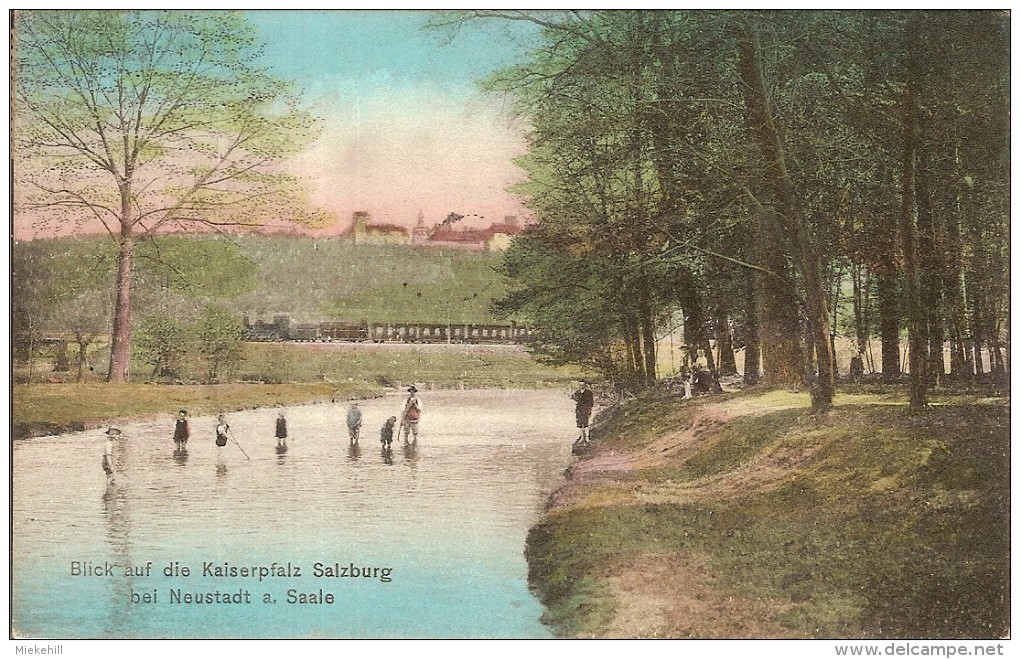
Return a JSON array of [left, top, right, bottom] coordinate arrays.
[[243, 313, 533, 345]]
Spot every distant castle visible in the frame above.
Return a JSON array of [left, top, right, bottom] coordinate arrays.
[[344, 211, 523, 252]]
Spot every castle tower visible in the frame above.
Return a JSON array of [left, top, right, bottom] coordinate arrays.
[[412, 211, 430, 246]]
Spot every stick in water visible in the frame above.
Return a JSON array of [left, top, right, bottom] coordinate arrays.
[[228, 431, 251, 460]]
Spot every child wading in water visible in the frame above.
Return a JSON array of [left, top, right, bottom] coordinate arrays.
[[380, 416, 397, 449], [173, 410, 190, 454], [102, 427, 120, 486], [346, 403, 362, 444], [215, 414, 230, 468], [275, 411, 288, 449]]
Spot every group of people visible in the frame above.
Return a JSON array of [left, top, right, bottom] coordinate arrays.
[[346, 385, 424, 450], [102, 381, 595, 483], [101, 386, 427, 483]]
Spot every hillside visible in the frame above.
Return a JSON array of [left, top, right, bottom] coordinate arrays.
[[15, 233, 513, 327], [527, 386, 1009, 639]]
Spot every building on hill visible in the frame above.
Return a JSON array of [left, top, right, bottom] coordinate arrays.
[[484, 215, 522, 251], [427, 227, 490, 251], [424, 215, 523, 252], [349, 211, 410, 245], [343, 211, 524, 251], [411, 211, 431, 247]]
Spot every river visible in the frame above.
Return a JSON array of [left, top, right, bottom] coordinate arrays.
[[11, 389, 577, 639]]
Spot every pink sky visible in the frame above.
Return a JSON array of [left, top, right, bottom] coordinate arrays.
[[296, 84, 531, 236], [12, 13, 535, 241]]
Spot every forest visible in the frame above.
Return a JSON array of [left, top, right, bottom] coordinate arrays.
[[459, 10, 1010, 412]]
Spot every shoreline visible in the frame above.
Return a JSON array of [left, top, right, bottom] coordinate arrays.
[[11, 380, 581, 441], [11, 381, 381, 441], [525, 386, 1010, 638]]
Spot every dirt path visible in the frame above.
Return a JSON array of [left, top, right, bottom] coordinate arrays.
[[549, 395, 816, 512], [599, 553, 796, 638], [547, 394, 819, 637]]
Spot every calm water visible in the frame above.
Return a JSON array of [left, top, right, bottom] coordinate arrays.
[[12, 389, 576, 639]]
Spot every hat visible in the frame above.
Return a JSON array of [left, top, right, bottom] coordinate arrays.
[[105, 427, 122, 436], [408, 385, 418, 393]]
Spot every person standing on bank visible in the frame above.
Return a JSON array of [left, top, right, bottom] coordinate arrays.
[[215, 414, 230, 468], [275, 411, 288, 449], [571, 380, 595, 444], [346, 402, 362, 444], [173, 410, 190, 454], [400, 385, 423, 444]]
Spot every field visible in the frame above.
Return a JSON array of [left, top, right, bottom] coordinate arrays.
[[230, 235, 510, 324]]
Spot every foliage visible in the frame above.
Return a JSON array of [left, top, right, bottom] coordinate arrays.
[[452, 10, 1009, 409], [195, 304, 245, 383], [136, 313, 191, 379], [13, 10, 328, 380]]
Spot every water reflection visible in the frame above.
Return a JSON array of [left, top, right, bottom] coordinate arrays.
[[380, 446, 394, 465], [13, 390, 577, 639], [101, 482, 132, 637]]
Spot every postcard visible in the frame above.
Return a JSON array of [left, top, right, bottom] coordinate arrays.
[[10, 9, 1011, 653]]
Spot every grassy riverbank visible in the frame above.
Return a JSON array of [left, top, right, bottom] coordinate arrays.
[[527, 386, 1010, 639], [12, 381, 378, 439], [13, 342, 584, 439]]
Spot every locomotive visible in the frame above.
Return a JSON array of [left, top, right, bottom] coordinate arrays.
[[243, 313, 533, 345]]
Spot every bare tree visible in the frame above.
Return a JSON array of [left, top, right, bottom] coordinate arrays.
[[13, 10, 327, 381]]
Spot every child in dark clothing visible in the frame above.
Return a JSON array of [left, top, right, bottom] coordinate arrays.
[[275, 411, 288, 448], [173, 410, 190, 453], [380, 416, 397, 448]]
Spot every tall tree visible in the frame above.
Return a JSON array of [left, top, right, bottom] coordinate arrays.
[[13, 10, 326, 381]]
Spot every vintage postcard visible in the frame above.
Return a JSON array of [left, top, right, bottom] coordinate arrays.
[[10, 9, 1011, 653]]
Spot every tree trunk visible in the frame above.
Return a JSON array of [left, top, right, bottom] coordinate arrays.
[[638, 279, 657, 386], [876, 272, 901, 382], [946, 144, 972, 381], [107, 181, 135, 382], [742, 216, 763, 386], [743, 267, 762, 386], [899, 15, 927, 409], [76, 340, 89, 382], [700, 322, 724, 394], [715, 311, 738, 376], [622, 312, 644, 386], [916, 144, 944, 386], [736, 23, 833, 411]]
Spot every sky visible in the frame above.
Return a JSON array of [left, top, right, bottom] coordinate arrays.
[[248, 10, 539, 233], [12, 10, 541, 239]]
